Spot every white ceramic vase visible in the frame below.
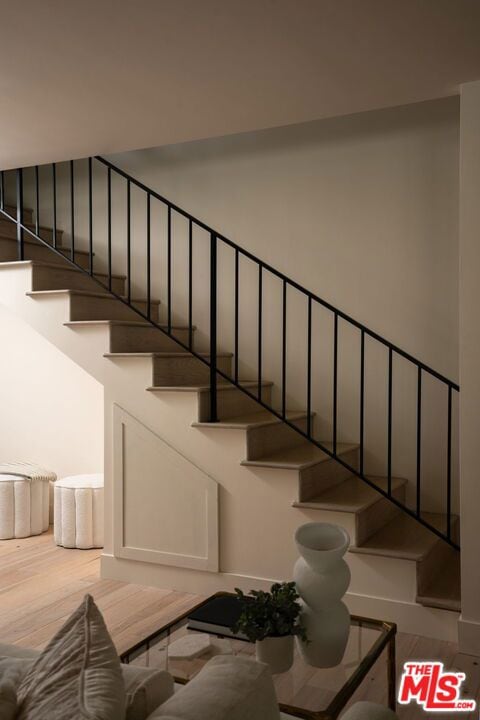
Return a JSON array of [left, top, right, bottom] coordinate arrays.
[[255, 634, 294, 674], [294, 522, 351, 668]]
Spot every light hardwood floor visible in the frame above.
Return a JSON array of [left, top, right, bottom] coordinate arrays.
[[0, 530, 477, 719]]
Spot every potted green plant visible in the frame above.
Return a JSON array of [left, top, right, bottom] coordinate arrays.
[[232, 582, 307, 674]]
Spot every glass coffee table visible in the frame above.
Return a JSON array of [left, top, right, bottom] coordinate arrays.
[[120, 592, 397, 720]]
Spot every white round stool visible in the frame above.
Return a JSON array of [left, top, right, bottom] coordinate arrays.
[[0, 474, 50, 539], [54, 474, 104, 549]]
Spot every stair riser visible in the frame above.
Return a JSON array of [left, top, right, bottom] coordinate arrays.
[[246, 416, 312, 460], [198, 385, 273, 422], [0, 219, 63, 245], [31, 265, 125, 295], [417, 519, 460, 598], [2, 206, 34, 224], [153, 356, 232, 387], [355, 484, 406, 545], [69, 295, 160, 322], [0, 237, 92, 270], [109, 325, 192, 353], [298, 448, 359, 502]]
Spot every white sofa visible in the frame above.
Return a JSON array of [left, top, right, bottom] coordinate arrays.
[[0, 641, 397, 720]]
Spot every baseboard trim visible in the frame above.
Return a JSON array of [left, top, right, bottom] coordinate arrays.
[[101, 554, 459, 642], [458, 616, 480, 655], [345, 591, 458, 642]]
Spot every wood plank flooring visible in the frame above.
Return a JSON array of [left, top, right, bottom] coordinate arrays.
[[0, 530, 478, 719], [0, 529, 201, 656]]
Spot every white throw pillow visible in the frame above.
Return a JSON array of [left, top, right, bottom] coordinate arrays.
[[15, 594, 126, 720]]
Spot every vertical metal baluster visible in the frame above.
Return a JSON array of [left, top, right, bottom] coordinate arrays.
[[387, 347, 393, 495], [107, 168, 112, 291], [146, 193, 151, 319], [88, 158, 93, 276], [258, 263, 263, 402], [70, 160, 75, 261], [447, 385, 452, 541], [210, 232, 218, 422], [52, 164, 57, 249], [282, 279, 287, 419], [167, 206, 172, 333], [234, 248, 239, 383], [0, 171, 4, 210], [35, 166, 39, 236], [188, 219, 193, 350], [126, 179, 131, 302], [333, 313, 338, 455], [416, 367, 422, 516], [307, 296, 312, 438], [16, 169, 24, 261], [360, 329, 365, 475]]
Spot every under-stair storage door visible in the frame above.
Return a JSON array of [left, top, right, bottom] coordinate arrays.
[[112, 404, 219, 572]]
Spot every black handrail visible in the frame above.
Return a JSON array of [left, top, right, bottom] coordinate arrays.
[[0, 158, 460, 549]]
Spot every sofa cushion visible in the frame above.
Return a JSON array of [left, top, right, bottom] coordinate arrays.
[[0, 679, 16, 720], [123, 665, 174, 720], [150, 655, 280, 720], [0, 640, 173, 720], [15, 594, 126, 720], [0, 656, 32, 720]]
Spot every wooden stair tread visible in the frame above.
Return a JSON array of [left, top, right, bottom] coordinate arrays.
[[416, 547, 461, 612], [104, 351, 232, 359], [192, 409, 309, 429], [241, 441, 358, 469], [147, 380, 273, 393], [26, 259, 124, 279], [350, 512, 458, 561], [64, 320, 193, 329], [293, 475, 407, 513], [0, 238, 90, 255], [26, 289, 160, 303]]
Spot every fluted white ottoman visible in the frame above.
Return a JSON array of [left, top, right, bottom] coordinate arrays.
[[0, 474, 51, 539], [54, 474, 104, 549]]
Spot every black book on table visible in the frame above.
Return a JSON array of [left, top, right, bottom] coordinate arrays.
[[187, 595, 249, 641]]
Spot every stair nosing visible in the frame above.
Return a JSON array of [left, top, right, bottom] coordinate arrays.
[[0, 258, 125, 278], [104, 351, 233, 359], [64, 320, 195, 329], [26, 289, 160, 303], [416, 593, 461, 613], [147, 381, 274, 393], [192, 410, 311, 430]]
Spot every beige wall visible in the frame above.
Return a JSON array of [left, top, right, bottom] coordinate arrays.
[[108, 98, 460, 513], [458, 80, 480, 655], [0, 304, 104, 480]]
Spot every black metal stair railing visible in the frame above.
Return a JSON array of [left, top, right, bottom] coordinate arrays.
[[0, 158, 460, 549]]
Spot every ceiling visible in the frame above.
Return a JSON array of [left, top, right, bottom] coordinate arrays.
[[1, 0, 480, 169]]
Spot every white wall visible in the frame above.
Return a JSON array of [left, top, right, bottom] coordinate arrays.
[[15, 97, 460, 516], [458, 80, 480, 655], [0, 304, 104, 480]]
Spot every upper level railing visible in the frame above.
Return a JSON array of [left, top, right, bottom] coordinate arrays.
[[0, 157, 460, 548]]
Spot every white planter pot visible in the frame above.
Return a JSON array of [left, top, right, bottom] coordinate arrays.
[[255, 635, 294, 674], [294, 522, 351, 668]]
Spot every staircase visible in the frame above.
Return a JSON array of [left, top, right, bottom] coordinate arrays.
[[0, 159, 461, 639]]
